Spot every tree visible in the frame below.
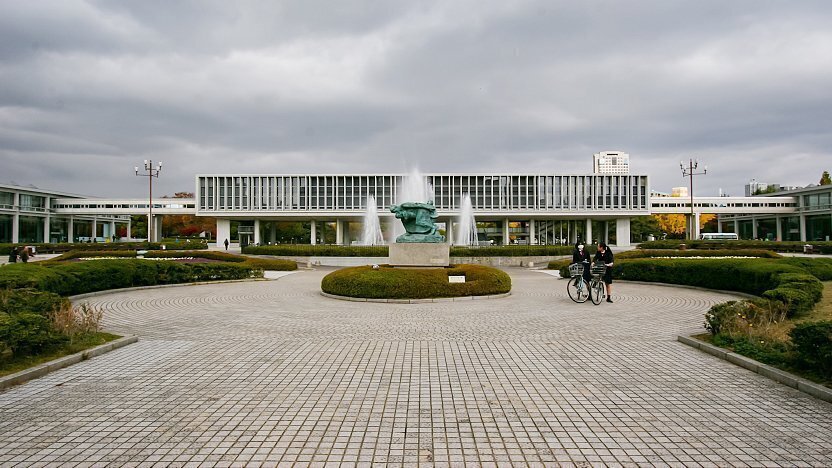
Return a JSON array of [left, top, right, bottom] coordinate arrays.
[[652, 213, 716, 238], [821, 171, 831, 186], [753, 185, 777, 195]]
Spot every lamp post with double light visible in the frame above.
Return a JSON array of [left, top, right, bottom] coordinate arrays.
[[135, 160, 162, 242], [680, 159, 707, 240]]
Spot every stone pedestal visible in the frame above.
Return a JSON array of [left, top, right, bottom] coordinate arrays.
[[389, 243, 450, 267]]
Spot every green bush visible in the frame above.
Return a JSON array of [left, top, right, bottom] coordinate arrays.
[[0, 288, 68, 316], [0, 260, 262, 296], [241, 257, 297, 271], [777, 258, 832, 281], [618, 249, 781, 259], [638, 240, 832, 254], [146, 250, 297, 270], [761, 273, 824, 316], [0, 312, 66, 357], [0, 241, 207, 255], [50, 250, 138, 261], [244, 245, 389, 257], [450, 245, 574, 257], [790, 321, 832, 379], [321, 264, 511, 299]]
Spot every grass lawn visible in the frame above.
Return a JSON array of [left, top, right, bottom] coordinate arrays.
[[0, 332, 121, 377]]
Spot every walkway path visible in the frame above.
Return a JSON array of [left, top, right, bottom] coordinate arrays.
[[0, 269, 830, 466]]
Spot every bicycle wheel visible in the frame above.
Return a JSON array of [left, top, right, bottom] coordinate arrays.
[[567, 277, 589, 303], [590, 280, 605, 305]]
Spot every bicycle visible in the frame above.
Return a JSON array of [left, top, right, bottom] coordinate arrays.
[[567, 262, 607, 305]]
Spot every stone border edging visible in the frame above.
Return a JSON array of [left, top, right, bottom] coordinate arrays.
[[320, 291, 512, 304], [617, 280, 758, 299], [0, 335, 139, 391], [678, 335, 832, 404], [68, 277, 272, 301]]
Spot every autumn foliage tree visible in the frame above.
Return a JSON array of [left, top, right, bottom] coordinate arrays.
[[652, 214, 716, 238], [160, 192, 217, 239]]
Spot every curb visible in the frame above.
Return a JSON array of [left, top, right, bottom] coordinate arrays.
[[677, 335, 832, 404], [0, 335, 139, 391], [618, 280, 757, 299], [68, 277, 272, 301], [320, 291, 512, 304]]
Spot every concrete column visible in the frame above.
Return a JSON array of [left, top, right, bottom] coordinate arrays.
[[734, 219, 740, 236], [569, 221, 577, 245], [503, 218, 510, 245], [126, 219, 131, 241], [717, 215, 723, 233], [336, 219, 344, 245], [68, 216, 75, 243], [269, 222, 277, 244], [43, 217, 51, 243], [109, 221, 116, 242], [529, 219, 536, 245], [11, 213, 19, 243], [253, 219, 261, 246], [693, 213, 701, 240], [310, 220, 317, 245], [216, 219, 231, 247], [603, 221, 610, 244], [799, 214, 807, 242], [154, 215, 163, 242], [585, 219, 593, 244], [446, 219, 454, 245], [92, 217, 98, 241], [751, 216, 758, 240], [616, 218, 631, 247], [775, 217, 783, 242]]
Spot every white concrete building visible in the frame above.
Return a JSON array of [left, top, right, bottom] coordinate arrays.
[[0, 183, 129, 244], [593, 151, 630, 175]]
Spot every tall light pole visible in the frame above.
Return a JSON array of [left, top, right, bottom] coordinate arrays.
[[680, 159, 707, 240], [135, 160, 162, 242]]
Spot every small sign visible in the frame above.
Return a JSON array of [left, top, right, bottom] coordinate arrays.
[[448, 275, 466, 283]]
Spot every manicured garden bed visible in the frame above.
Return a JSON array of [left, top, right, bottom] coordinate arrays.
[[243, 244, 574, 258], [48, 250, 298, 271], [638, 240, 832, 254], [1, 241, 208, 255], [321, 264, 511, 299]]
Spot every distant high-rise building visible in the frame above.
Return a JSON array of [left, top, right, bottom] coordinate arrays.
[[593, 151, 630, 174], [745, 179, 801, 196], [671, 187, 689, 198]]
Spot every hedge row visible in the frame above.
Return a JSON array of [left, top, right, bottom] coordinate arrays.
[[321, 264, 512, 299], [0, 289, 71, 357], [1, 241, 208, 254], [0, 260, 263, 296], [48, 250, 298, 271], [617, 249, 781, 259], [638, 240, 832, 254], [244, 244, 575, 257]]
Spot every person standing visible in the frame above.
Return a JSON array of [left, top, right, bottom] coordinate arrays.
[[594, 242, 614, 303], [19, 247, 29, 263], [571, 243, 592, 283], [7, 247, 17, 264], [223, 238, 229, 251]]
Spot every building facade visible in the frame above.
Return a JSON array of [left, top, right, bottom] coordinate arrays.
[[0, 183, 129, 244], [196, 173, 650, 246], [592, 151, 630, 175], [718, 184, 832, 241]]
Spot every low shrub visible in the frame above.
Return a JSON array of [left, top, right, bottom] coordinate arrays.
[[50, 250, 138, 261], [450, 245, 574, 257], [638, 240, 832, 254], [790, 321, 832, 379], [241, 257, 297, 271], [0, 260, 262, 296], [0, 288, 68, 316], [618, 249, 781, 259], [0, 241, 208, 255], [244, 245, 389, 257], [321, 264, 511, 299], [0, 312, 66, 357]]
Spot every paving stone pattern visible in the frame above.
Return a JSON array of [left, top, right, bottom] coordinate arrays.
[[0, 269, 831, 467]]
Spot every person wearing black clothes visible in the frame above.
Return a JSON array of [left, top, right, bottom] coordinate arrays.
[[572, 243, 592, 283], [594, 242, 614, 303], [7, 247, 17, 263]]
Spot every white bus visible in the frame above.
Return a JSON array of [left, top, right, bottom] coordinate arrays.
[[699, 233, 739, 241]]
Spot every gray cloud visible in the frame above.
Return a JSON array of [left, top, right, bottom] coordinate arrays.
[[1, 0, 830, 198]]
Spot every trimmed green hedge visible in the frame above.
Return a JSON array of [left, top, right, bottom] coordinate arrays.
[[0, 260, 262, 296], [1, 241, 208, 255], [638, 240, 832, 254], [321, 264, 511, 299], [617, 249, 782, 259], [791, 321, 832, 379], [244, 244, 575, 258], [48, 250, 298, 271]]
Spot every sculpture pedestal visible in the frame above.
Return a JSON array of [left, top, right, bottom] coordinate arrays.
[[389, 243, 450, 267]]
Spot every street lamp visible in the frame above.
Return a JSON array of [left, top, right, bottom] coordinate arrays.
[[680, 159, 707, 240], [135, 160, 162, 242]]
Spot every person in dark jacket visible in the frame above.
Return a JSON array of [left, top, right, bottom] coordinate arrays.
[[594, 242, 614, 303], [7, 247, 17, 263], [572, 243, 592, 283]]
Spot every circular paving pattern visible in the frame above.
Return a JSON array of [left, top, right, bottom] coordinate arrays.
[[0, 268, 830, 466]]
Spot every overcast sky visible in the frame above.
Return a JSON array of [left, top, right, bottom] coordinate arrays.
[[1, 0, 830, 198]]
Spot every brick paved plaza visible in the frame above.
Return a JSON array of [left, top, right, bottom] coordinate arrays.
[[1, 269, 831, 466]]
